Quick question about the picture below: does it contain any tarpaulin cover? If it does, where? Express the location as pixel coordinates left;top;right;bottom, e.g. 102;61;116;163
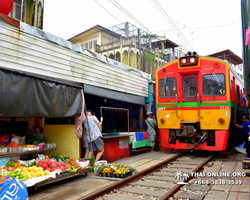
0;69;82;117
0;177;28;200
84;84;145;105
241;0;250;106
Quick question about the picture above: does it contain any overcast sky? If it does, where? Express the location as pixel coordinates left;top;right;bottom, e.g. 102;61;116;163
43;0;242;57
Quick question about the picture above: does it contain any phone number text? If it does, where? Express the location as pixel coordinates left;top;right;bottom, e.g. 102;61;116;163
194;179;242;185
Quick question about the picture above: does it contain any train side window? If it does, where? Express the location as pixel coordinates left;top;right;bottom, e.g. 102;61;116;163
202;74;226;96
236;85;240;104
159;77;177;98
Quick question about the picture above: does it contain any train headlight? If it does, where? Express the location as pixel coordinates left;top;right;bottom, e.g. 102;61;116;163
160;118;165;123
190;58;195;63
181;58;187;64
179;56;198;67
218;118;225;124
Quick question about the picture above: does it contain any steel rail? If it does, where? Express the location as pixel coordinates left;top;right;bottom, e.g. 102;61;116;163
159;153;214;200
79;152;182;200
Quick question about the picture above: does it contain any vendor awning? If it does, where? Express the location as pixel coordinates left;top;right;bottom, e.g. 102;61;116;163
0;68;83;117
84;84;145;105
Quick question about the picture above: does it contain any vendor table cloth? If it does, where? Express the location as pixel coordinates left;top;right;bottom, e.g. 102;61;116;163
131;139;152;149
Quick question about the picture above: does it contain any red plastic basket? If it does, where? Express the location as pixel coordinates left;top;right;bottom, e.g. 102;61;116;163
35;144;44;149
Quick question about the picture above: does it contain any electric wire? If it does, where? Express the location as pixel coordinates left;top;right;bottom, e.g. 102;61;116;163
152;0;193;50
94;0;120;22
108;0;152;34
155;22;239;33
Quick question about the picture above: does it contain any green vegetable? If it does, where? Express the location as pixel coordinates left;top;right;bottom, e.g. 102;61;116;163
19;176;28;182
6;161;15;167
56;155;64;161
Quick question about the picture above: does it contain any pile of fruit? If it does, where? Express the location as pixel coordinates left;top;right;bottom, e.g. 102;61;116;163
98;164;137;178
2;155;86;182
36;159;69;172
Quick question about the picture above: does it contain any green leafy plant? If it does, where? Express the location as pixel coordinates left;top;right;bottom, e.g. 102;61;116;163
27;132;50;145
145;52;155;65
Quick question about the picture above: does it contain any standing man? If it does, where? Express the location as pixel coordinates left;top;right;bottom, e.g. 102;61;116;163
84;109;104;162
234;114;250;158
145;111;157;151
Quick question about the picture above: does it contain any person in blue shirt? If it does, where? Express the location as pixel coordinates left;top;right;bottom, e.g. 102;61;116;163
234;114;250;158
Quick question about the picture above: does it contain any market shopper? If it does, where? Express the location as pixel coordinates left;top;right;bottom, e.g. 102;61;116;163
145;111;157;151
83;109;104;162
82;127;89;158
234;114;250;158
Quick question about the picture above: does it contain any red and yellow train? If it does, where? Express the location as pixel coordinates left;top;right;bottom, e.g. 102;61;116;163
155;52;245;151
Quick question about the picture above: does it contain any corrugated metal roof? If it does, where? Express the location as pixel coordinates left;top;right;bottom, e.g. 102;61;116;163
207;49;243;65
0;13;149;97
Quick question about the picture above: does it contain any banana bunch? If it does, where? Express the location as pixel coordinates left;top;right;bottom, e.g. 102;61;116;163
5;169;28;182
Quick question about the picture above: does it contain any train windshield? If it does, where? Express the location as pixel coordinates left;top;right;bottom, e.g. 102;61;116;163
159;77;177;98
203;74;226;96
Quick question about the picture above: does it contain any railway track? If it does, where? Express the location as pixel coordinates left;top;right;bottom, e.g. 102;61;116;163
80;152;214;200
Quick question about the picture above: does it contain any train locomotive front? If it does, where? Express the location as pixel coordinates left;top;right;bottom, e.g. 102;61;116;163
155;52;245;151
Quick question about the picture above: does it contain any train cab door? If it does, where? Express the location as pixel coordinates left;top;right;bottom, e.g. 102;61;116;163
182;74;200;121
182;74;198;102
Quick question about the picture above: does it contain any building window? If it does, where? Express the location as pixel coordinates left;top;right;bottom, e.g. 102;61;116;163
85;43;88;49
94;40;97;45
13;0;22;20
89;41;92;49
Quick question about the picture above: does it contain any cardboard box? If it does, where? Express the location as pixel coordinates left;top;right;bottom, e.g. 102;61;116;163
129;132;136;142
0;157;10;166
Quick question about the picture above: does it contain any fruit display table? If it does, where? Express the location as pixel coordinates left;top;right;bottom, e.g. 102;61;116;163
34;168;89;190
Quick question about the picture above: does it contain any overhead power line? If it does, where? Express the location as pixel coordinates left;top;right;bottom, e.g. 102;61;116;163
94;0;120;22
155;22;239;33
108;0;152;34
152;0;194;50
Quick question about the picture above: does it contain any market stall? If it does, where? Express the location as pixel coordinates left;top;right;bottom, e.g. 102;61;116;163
1;155;90;191
98;107;131;162
102;134;131;163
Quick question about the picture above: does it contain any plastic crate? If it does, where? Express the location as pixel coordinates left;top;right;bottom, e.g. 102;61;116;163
135;132;144;141
7;147;21;152
143;132;149;140
98;172;114;177
0;147;7;153
43;143;56;149
113;171;132;178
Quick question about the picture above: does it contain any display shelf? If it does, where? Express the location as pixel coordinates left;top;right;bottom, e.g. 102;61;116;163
0;147;57;159
34;168;89;190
